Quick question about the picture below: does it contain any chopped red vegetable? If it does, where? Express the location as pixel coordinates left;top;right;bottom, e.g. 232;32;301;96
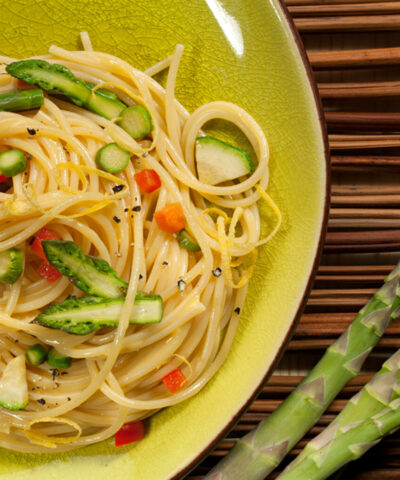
31;227;59;260
115;421;145;447
17;79;35;90
37;262;62;282
154;203;185;234
162;368;187;393
0;174;8;183
134;169;161;194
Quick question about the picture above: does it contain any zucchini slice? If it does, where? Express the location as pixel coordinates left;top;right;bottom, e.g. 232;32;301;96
195;136;254;185
0;355;28;411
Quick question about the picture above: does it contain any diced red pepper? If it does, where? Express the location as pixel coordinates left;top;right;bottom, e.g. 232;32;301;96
17;79;35;90
134;169;161;194
154;203;185;234
0;174;8;183
161;368;187;393
31;227;59;260
37;262;62;282
115;421;145;447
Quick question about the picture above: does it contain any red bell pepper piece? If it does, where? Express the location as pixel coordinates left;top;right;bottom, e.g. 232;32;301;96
17;79;35;90
37;262;62;282
0;174;8;183
115;421;145;447
154;203;185;234
31;227;59;260
161;368;187;393
134;169;161;194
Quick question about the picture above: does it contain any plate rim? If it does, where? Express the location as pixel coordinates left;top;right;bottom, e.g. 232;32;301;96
172;0;331;478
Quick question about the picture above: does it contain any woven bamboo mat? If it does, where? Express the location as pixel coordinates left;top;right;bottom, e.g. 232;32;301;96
186;3;400;480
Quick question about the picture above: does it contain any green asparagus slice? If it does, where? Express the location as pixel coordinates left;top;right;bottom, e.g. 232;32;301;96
204;262;400;480
33;293;163;335
6;60;126;120
278;395;400;480
0;89;44;112
283;349;400;474
42;240;127;298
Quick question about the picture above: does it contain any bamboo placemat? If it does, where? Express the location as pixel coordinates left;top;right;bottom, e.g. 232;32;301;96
187;3;400;479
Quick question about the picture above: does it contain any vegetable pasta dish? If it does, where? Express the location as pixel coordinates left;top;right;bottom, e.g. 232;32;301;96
0;33;280;452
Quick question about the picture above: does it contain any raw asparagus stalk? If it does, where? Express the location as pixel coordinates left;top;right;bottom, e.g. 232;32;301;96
277;396;400;480
282;349;400;474
204;262;400;480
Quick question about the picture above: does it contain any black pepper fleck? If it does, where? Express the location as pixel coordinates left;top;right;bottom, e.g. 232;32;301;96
60;371;68;375
67;397;71;401
51;368;59;381
132;205;141;212
112;184;125;193
212;268;222;277
124;208;129;212
37;398;46;405
177;279;186;292
234;307;241;315
139;274;143;280
141;152;148;158
113;216;121;223
162;261;168;266
27;128;37;135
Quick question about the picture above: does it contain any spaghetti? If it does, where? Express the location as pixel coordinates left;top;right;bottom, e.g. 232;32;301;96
0;35;279;452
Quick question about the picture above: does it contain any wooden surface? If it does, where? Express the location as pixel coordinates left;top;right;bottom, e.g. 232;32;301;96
187;4;400;479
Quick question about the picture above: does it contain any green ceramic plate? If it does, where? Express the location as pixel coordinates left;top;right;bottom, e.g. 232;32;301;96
0;0;328;478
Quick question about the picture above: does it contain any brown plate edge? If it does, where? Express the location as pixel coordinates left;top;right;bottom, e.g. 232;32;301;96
173;1;331;478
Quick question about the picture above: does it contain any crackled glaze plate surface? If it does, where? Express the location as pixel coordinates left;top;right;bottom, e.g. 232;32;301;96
0;1;328;478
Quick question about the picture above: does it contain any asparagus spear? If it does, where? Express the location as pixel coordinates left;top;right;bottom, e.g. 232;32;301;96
282;349;400;474
278;395;400;480
0;89;44;111
204;263;400;480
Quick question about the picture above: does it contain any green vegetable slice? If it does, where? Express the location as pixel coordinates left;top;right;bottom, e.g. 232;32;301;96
177;229;200;252
0;149;27;177
42;240;127;298
25;344;48;367
6;60;126;120
0;247;24;284
118;105;152;139
195;136;254;185
33;293;164;335
47;348;72;369
96;143;130;174
0;89;44;112
0;355;28;411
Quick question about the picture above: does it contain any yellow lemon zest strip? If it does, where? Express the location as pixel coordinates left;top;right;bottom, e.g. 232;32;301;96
24;416;82;448
254;184;282;246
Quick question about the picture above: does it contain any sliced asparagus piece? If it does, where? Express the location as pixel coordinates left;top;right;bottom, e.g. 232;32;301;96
204;262;400;480
283;350;400;474
47;348;71;369
278;395;400;480
0;149;27;177
42;240;127;298
0;89;44;112
118;105;152;138
0;247;24;284
6;60;126;120
33;293;163;335
25;344;48;367
95;142;130;174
